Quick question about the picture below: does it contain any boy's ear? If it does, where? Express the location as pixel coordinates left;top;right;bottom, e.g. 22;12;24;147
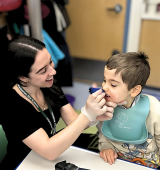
131;85;142;97
18;76;29;83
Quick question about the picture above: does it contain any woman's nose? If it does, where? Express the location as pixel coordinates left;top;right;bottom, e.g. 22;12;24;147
52;68;56;75
49;66;56;75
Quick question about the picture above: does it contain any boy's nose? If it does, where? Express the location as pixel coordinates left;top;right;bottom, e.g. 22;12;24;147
103;85;109;92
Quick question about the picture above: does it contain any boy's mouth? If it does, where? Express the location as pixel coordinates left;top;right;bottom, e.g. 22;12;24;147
105;94;111;102
105;94;110;97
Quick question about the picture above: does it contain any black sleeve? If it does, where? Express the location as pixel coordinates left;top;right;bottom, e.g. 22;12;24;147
43;85;69;109
53;85;69;108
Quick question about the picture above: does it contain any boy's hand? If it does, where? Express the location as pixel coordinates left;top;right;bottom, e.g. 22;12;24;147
99;149;118;165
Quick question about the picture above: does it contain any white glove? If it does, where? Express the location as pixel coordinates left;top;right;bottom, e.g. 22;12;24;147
88;120;99;127
81;89;108;121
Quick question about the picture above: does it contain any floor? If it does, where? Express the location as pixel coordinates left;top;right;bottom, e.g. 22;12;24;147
62;57;160;110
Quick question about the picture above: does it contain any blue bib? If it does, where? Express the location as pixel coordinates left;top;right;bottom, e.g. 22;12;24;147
102;94;150;144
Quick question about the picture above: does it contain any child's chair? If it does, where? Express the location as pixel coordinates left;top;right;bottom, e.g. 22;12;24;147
0;125;8;164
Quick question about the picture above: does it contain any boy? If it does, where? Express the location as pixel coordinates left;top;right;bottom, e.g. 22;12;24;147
97;52;160;168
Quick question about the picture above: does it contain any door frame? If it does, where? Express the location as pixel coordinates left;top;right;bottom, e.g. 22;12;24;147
126;0;160;52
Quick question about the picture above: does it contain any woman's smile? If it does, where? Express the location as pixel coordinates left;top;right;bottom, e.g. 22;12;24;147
46;76;54;84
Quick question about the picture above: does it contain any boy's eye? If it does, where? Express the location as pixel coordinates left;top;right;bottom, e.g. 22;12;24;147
50;60;53;64
103;79;106;82
111;84;117;87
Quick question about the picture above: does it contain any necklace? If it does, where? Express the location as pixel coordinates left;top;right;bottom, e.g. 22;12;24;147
17;85;46;111
36;100;46;111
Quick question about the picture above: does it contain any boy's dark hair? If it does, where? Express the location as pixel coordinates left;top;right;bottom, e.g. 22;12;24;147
105;52;150;90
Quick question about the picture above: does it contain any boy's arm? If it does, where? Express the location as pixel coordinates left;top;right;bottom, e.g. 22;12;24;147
154;119;160;156
97;122;118;165
96;122;116;151
155;134;160;156
147;95;160;156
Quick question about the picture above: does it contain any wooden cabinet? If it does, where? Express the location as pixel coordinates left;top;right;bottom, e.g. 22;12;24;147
65;0;127;61
139;20;160;88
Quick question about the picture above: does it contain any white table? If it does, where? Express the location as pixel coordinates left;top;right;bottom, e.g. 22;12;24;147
17;146;152;170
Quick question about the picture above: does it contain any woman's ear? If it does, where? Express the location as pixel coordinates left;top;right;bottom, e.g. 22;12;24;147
131;85;142;97
18;76;29;83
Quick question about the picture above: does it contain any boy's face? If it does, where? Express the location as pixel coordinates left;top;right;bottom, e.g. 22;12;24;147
102;67;133;106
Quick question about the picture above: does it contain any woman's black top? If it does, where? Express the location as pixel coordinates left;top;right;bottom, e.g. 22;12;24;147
0;86;68;169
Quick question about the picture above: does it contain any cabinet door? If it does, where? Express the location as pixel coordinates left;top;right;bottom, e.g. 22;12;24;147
139;20;160;88
65;0;127;61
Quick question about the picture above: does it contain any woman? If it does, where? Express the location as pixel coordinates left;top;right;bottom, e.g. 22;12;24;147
0;35;116;169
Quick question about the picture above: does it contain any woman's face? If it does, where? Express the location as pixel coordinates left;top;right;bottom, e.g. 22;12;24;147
27;48;56;88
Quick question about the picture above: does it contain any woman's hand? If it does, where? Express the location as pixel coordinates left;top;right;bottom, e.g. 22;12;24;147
96;100;127;121
100;149;118;165
96;101;117;121
81;89;109;121
81;89;127;122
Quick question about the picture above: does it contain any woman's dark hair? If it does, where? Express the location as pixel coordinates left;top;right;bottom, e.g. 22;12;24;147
6;35;63;107
7;35;45;87
106;52;150;90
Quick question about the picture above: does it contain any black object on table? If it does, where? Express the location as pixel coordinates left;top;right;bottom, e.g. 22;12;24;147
55;160;90;170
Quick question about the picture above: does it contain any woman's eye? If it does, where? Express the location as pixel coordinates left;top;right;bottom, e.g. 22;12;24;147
111;84;117;87
103;79;106;82
50;60;53;64
41;69;47;74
